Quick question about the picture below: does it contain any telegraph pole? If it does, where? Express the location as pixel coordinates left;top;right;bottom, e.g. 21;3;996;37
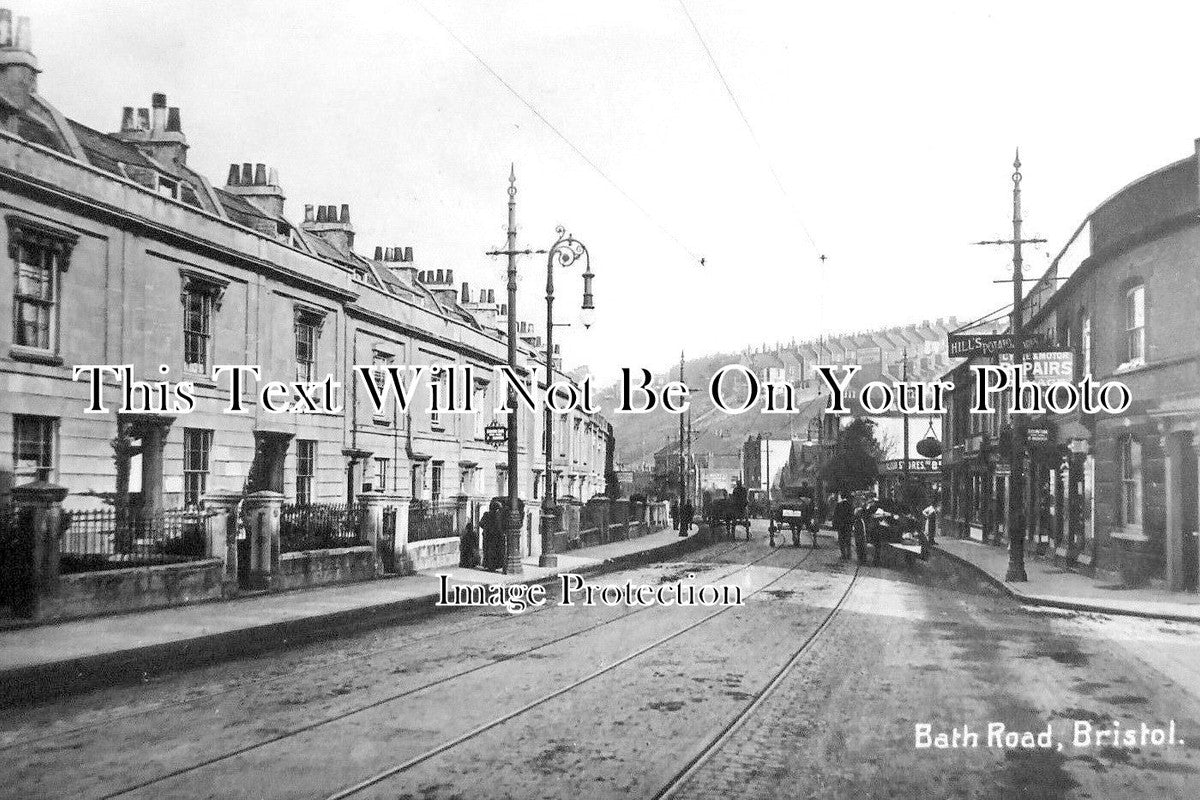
485;166;536;575
902;347;910;485
677;351;686;534
974;150;1047;582
686;405;693;504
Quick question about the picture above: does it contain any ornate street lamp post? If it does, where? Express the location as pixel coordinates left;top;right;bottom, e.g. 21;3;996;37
541;227;592;568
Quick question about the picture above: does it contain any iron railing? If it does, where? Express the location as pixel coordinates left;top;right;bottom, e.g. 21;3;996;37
279;503;365;553
407;500;459;543
58;508;210;573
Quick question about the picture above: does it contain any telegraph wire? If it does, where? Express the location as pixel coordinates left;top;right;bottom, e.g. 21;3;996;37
411;0;705;265
676;0;823;260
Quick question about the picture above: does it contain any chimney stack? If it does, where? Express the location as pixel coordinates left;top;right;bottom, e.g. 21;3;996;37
113;92;189;164
225;161;286;218
0;9;38;118
300;202;355;254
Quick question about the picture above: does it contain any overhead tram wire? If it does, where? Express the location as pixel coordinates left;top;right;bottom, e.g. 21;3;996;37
411;0;704;266
676;0;824;261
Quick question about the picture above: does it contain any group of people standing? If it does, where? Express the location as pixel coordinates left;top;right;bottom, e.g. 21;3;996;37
829;491;937;564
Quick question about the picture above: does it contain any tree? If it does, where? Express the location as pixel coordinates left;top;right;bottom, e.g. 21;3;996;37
820;417;884;495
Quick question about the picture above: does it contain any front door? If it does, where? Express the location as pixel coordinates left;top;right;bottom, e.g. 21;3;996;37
1181;434;1198;591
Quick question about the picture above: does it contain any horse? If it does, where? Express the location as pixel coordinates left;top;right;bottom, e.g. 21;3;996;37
705;497;751;540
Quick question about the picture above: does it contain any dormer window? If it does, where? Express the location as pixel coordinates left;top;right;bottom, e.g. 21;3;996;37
157;175;178;199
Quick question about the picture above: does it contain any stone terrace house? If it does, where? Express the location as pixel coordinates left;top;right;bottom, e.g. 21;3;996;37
0;13;610;555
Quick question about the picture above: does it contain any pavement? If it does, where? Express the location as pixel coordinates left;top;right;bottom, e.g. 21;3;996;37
0;526;706;705
7;523;1200;799
937;535;1200;622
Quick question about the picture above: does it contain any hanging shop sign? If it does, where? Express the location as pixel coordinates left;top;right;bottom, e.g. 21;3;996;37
484;421;508;446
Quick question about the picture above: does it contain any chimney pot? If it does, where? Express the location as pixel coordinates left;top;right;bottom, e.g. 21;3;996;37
137;108;150;129
241;163;253;184
374;246;383;260
14;15;30;52
436;269;444;283
339;204;350;223
303;204;314;222
166;107;181;132
461;281;469;302
150;93;167;131
253;164;267;185
121;107;135;130
402;246;413;262
384;247;394;261
227;164;241;186
446;269;453;284
267;167;279;186
0;10;11;48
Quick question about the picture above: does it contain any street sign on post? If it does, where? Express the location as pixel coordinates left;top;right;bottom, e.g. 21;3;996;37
947;332;1052;358
998;350;1074;385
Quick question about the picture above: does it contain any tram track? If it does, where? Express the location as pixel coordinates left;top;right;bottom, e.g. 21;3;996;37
87;537;782;799
652;560;862;799
319;543;829;800
0;535;755;756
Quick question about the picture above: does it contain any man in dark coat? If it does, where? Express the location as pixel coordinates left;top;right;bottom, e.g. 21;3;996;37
832;491;854;560
731;480;748;517
679;499;694;537
479;499;504;571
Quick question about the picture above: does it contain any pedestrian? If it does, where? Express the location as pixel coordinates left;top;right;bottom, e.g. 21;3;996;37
670;500;678;531
731;480;748;517
852;494;874;564
479;499;504;571
832;491;854;560
680;499;694;537
459;517;480;568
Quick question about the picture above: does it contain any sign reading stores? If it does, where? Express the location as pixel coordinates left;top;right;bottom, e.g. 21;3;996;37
947;333;1053;358
998;350;1075;386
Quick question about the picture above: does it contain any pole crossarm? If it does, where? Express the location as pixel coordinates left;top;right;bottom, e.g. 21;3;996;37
972;238;1047;246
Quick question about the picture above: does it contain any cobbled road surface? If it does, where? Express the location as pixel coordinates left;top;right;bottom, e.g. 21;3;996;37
3;519;1199;799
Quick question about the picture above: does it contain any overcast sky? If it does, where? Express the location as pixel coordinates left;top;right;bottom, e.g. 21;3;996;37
24;1;1200;382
